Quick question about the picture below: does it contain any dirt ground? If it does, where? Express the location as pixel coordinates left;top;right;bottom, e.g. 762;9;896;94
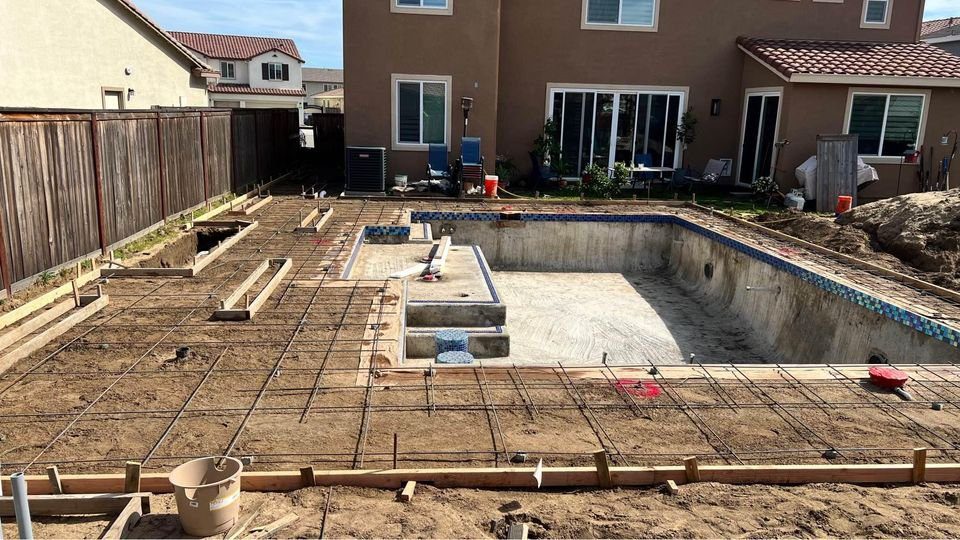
755;189;960;291
7;483;960;539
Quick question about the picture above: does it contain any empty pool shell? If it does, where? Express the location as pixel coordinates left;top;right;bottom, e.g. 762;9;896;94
436;329;469;354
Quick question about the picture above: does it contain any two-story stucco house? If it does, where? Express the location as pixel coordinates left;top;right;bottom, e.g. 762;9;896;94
923;17;960;56
171;32;306;114
345;0;960;200
0;0;217;109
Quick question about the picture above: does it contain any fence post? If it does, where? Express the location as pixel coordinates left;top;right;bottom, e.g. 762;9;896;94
199;111;209;206
156;112;167;220
89;113;108;254
0;197;12;296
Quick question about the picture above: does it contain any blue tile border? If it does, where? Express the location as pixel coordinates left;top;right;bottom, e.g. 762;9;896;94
408;211;959;348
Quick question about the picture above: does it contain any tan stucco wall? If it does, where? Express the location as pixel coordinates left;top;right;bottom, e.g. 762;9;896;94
0;0;208;109
344;0;501;183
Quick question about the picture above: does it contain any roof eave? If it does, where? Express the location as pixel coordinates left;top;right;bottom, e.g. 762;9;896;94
789;74;960;88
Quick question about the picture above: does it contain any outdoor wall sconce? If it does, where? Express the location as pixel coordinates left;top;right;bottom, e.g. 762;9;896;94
461;97;474;138
711;99;721;116
127;88;136;101
942;130;958;146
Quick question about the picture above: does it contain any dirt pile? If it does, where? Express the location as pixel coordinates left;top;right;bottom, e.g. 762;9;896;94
837;189;960;289
755;189;960;291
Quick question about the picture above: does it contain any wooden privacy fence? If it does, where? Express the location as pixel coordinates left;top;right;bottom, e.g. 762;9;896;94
0;107;299;293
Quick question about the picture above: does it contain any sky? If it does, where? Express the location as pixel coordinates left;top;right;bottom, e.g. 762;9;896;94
137;0;958;69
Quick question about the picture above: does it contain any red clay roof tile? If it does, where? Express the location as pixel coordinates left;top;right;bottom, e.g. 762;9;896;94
209;84;306;97
170;31;304;62
738;37;960;80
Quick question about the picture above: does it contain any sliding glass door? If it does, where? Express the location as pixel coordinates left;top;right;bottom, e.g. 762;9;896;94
738;91;781;185
550;87;684;177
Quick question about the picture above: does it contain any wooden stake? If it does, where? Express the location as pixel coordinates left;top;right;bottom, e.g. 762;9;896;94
124;462;141;493
71;279;80;307
300;466;316;488
912;448;927;484
664;480;680;495
393;433;399;470
46;466;63;495
684;457;701;483
398;481;416;503
593;450;613;489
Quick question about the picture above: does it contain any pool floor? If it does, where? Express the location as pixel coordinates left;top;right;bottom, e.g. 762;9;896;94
490;271;777;365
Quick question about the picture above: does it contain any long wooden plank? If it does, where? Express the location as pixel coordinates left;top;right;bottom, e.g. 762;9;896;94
294;208;333;234
0;295;109;375
214;259;292;321
193;169;298;224
191;221;259;275
0;269;101;331
0;298;75;351
101;268;194;278
228;195;273;217
0;493;147;517
3;463;960;495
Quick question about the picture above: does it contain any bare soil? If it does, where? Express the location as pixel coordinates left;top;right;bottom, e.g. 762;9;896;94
754;189;960;291
11;483;960;539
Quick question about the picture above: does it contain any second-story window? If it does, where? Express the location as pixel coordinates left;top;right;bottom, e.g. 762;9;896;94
862;0;891;27
264;62;289;81
220;61;235;80
585;0;658;29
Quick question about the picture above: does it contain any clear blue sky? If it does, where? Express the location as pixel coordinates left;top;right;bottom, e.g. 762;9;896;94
137;0;957;69
136;0;343;68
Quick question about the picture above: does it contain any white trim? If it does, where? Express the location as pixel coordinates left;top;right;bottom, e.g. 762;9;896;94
736;88;783;187
391;0;453;16
860;0;892;30
391;74;453;152
581;0;660;32
842;87;930;160
924;34;960;44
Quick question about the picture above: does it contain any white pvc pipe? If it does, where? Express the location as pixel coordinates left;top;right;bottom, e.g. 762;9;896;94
10;473;33;540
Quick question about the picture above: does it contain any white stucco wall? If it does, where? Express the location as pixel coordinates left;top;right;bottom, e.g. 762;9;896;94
0;0;209;109
248;51;303;90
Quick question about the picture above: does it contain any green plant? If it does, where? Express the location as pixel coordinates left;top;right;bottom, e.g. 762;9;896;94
612;162;631;187
36;271;56;286
752;176;779;196
495;155;518;185
581;163;620;199
677;108;698;148
533;118;563;178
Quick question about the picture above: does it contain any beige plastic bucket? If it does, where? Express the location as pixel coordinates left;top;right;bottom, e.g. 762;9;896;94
169;456;243;537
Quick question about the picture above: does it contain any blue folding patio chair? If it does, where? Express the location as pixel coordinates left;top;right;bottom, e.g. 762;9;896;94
456;137;485;195
427;144;451;181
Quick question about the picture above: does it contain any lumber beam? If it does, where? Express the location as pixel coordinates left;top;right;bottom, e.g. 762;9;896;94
100;496;144;540
664;480;680;495
214;259;292;321
190;221;259;275
0;295;109;375
398;481;416;502
0;268;100;331
0;493;149;517
429;236;452;274
594;450;613;489
228;195;273;217
294;207;333;233
0;298;76;352
4;463;960;495
193;169;297;224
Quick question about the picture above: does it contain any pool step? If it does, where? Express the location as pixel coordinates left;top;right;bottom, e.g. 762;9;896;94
405;327;510;359
406;302;506;327
408;222;434;244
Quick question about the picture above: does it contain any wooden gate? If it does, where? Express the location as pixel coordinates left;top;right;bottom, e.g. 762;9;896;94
816;134;859;213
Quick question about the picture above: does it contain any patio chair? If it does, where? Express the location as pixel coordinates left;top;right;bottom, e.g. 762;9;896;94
674;159;728;192
456;137;485;195
427;144;451;181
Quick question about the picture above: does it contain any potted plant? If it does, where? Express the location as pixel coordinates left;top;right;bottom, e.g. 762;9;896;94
533;118;563;186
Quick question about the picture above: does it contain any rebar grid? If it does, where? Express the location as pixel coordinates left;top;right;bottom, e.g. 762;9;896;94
0;190;958;476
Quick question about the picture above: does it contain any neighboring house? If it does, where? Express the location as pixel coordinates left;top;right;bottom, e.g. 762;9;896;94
0;0;216;109
171;31;306;113
303;68;344;97
309;87;345;113
922;17;960;56
345;0;960;199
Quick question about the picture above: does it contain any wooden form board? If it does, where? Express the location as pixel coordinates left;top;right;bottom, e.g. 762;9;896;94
0;294;109;375
192;168;298;224
1;462;957;495
429;236;452;274
0;493;149;540
0;269;101;331
101;221;259;278
294;206;333;233
214;258;292;321
227;195;273;216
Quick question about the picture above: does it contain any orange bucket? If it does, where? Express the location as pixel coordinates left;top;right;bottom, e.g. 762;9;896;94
836;195;853;214
484;175;499;198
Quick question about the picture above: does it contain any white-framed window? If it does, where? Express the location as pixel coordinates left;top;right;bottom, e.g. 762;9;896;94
392;0;453;15
392;75;451;150
582;0;659;31
861;0;892;28
267;63;284;81
844;90;927;160
220;61;236;80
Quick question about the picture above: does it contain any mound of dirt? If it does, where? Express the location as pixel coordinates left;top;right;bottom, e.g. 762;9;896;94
754;189;960;291
837;190;960;284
